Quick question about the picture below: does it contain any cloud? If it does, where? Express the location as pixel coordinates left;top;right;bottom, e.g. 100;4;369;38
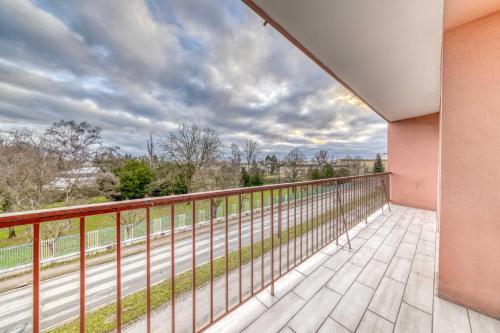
0;0;386;159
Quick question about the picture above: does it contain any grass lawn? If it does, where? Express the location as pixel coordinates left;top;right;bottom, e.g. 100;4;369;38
0;188;319;248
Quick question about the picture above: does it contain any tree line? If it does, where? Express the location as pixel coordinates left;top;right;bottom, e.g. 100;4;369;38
0;121;384;238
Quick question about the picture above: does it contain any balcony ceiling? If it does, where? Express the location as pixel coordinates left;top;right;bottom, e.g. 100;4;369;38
245;1;500;122
245;0;444;122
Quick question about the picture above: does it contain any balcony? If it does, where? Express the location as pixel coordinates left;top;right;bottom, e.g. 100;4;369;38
240;0;500;323
2;1;500;332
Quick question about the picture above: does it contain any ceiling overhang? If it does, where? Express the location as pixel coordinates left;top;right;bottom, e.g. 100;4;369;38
243;0;444;122
243;0;500;122
243;1;500;122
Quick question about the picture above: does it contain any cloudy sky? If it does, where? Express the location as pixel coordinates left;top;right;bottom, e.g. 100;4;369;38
0;0;386;159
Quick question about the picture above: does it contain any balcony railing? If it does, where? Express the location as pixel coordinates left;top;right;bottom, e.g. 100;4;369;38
0;172;390;333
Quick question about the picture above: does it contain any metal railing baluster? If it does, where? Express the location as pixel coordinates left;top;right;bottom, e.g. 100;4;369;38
79;217;86;333
116;211;122;333
170;205;175;333
191;202;196;333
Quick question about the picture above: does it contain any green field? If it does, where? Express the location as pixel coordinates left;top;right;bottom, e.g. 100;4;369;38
0;188;321;248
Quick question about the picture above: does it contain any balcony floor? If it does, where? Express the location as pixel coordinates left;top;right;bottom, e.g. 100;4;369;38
206;205;500;333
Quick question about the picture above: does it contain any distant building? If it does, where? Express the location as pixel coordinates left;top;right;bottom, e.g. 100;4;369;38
52;165;101;190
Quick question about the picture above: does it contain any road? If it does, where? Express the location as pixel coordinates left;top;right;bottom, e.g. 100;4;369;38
0;188;361;333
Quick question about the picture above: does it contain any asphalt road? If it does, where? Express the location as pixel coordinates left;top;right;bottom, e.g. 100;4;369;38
0;189;357;333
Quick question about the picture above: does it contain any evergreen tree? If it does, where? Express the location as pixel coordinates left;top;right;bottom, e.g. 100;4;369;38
115;160;154;199
249;161;264;186
146;162;189;196
241;162;264;187
310;168;322;180
322;163;334;178
270;154;278;174
373;154;385;173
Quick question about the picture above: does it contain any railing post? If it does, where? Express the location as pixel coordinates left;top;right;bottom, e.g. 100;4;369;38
278;188;282;277
116;212;122;333
210;198;214;321
381;176;391;213
335;182;339;246
238;194;242;303
293;186;297;265
337;181;352;249
315;184;319;251
286;188;290;271
260;191;264;290
225;196;229;312
363;178;369;223
33;223;40;333
146;207;151;333
305;185;309;257
270;189;275;296
330;181;334;242
189;203;195;331
300;186;303;261
170;205;175;333
79;217;86;333
250;192;254;295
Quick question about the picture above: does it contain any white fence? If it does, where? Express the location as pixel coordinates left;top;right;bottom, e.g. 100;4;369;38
0;186;342;273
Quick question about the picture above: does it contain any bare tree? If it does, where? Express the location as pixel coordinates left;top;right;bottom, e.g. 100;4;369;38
45;120;102;162
160;124;221;190
314;150;329;165
0;195;15;238
230;143;241;167
146;134;156;170
351;156;363;175
94;145;121;171
190;162;240;217
276;159;287;183
43;219;72;240
45;120;104;204
0;129;57;210
0;129;58;238
243;139;259;167
120;209;146;240
284;148;305;181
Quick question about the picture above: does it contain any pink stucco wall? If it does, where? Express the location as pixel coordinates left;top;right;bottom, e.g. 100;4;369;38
387;113;439;210
440;11;500;318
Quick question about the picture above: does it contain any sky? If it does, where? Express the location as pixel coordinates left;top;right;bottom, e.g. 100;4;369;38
0;0;387;159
